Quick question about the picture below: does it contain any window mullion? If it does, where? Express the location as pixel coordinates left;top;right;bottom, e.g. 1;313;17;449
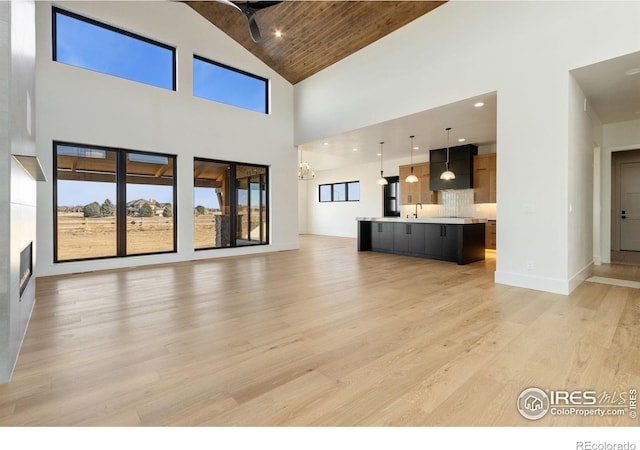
229;163;238;248
116;150;127;256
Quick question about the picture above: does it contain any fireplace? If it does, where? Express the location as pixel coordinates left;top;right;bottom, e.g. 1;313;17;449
19;242;32;298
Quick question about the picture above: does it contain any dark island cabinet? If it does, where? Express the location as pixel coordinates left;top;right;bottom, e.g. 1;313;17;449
371;221;394;252
358;220;486;265
393;222;425;257
424;224;459;261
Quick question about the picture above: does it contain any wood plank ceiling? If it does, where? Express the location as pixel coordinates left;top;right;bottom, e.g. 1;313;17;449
186;1;446;84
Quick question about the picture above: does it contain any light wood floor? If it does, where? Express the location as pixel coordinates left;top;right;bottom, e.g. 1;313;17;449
611;250;640;266
1;235;639;426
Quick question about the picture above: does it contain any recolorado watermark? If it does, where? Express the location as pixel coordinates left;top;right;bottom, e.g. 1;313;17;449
517;387;637;421
576;442;636;450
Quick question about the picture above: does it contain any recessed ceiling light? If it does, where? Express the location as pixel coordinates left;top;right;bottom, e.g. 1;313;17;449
458;138;466;142
625;67;640;76
323;142;329;146
413;146;419;150
353;148;358;152
474;102;484;108
275;30;283;38
376;153;382;156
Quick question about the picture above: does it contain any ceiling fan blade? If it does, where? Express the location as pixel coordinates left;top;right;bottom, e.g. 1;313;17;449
246;14;262;43
215;0;242;12
218;1;283;44
246;1;282;10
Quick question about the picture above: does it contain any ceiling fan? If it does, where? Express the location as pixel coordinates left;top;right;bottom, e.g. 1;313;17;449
216;0;283;43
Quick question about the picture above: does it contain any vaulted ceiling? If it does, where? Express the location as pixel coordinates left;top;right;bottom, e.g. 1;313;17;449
187;1;446;84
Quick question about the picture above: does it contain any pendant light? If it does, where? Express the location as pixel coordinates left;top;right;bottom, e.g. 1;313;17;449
440;127;456;180
376;141;388;185
405;135;418;183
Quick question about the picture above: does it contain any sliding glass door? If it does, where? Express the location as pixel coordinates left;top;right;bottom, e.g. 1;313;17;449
194;159;268;250
194;160;231;249
236;165;268;246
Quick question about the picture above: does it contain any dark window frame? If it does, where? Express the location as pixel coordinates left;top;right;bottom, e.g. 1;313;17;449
383;176;401;217
347;181;360;202
319;184;333;202
193;54;269;114
53;140;178;263
194;157;270;251
318;181;360;203
52;6;177;91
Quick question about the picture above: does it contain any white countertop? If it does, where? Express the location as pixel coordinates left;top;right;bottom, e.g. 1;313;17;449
357;217;488;224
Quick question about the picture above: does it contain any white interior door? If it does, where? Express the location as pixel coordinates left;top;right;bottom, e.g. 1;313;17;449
620;162;640;251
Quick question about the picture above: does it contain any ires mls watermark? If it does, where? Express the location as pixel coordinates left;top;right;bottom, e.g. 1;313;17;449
517;387;637;421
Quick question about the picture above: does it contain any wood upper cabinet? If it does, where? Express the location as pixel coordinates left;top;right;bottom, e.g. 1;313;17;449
399;164;419;205
473;153;496;203
417;163;438;205
399;162;437;205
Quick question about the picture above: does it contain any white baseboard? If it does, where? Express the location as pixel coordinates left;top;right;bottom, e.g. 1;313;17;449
494;270;570;295
568;262;594;293
495;262;594;295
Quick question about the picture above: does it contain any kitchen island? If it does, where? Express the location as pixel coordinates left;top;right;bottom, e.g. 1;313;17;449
357;217;487;265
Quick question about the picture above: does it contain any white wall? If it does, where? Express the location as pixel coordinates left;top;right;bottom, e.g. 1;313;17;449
35;1;297;277
304;158;403;237
298;177;309;234
295;1;640;294
0;0;37;383
591;105;604;266
567;75;596;291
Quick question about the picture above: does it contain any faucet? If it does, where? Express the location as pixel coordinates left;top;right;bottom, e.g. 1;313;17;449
413;203;422;218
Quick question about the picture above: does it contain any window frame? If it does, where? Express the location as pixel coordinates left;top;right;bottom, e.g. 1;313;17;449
383;176;401;217
193;54;269;114
346;181;360;202
53;140;178;263
318;181;360;203
319;184;333;203
52;6;177;91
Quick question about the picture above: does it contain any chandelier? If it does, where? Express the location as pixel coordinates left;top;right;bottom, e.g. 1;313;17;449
298;148;315;180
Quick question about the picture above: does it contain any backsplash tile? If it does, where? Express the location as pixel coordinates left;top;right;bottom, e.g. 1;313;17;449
401;188;496;219
440;189;474;217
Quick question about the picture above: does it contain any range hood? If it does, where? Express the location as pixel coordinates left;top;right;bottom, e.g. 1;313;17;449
429;144;477;191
